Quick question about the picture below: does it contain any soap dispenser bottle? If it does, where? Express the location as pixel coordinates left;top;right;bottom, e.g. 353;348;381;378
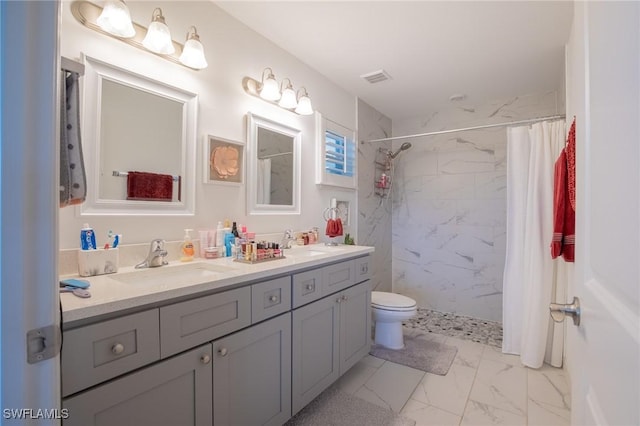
181;229;195;262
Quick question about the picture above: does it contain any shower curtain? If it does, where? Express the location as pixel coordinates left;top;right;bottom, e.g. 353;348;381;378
502;120;569;368
257;158;271;204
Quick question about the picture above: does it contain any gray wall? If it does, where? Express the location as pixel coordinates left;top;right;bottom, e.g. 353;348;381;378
357;99;393;292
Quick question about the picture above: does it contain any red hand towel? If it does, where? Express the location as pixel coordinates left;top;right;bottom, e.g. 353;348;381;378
326;219;335;237
127;171;173;201
551;149;575;262
335;218;344;237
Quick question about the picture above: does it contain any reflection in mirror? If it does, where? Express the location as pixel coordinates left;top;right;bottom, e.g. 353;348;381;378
81;55;197;215
247;113;301;215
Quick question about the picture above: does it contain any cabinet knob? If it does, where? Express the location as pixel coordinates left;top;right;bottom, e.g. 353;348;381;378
305;284;314;291
111;343;125;355
218;347;228;357
200;354;211;364
269;295;278;303
336;297;342;304
341;295;348;301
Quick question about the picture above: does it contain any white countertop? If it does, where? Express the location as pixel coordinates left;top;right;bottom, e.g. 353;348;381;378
61;244;373;326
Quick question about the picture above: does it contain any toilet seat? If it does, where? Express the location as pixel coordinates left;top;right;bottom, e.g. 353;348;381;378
371;291;417;312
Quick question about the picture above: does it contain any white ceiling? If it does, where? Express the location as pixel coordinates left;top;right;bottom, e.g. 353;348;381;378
215;1;574;121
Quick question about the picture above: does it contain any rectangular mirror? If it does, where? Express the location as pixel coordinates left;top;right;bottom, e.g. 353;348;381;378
80;55;197;215
246;113;301;215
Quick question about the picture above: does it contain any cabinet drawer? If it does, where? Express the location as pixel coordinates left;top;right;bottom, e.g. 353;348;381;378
251;276;291;323
160;287;251;358
61;309;160;397
322;260;356;296
354;255;372;283
292;269;322;308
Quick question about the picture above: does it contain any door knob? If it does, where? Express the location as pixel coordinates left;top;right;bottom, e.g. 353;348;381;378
549;296;581;326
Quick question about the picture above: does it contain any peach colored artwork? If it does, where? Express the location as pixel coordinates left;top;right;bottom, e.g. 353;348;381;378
205;136;244;184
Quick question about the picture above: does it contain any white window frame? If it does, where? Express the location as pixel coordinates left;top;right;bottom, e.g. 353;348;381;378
315;112;357;189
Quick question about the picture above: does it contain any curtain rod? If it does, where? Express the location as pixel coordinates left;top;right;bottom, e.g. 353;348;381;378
361;114;566;143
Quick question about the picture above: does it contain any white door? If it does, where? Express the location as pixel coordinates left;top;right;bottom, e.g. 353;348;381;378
1;0;61;417
566;2;640;425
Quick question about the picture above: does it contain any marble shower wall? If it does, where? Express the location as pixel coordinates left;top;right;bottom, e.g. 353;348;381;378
391;91;562;321
357;99;393;292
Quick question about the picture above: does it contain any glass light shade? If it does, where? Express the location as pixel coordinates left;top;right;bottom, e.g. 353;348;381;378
295;94;313;115
97;0;135;38
179;38;208;69
142;11;174;55
260;76;281;101
279;86;297;109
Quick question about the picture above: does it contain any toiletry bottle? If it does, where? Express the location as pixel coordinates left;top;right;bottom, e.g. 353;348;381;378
232;221;239;238
215;221;224;247
224;232;234;257
181;229;195;262
80;223;97;250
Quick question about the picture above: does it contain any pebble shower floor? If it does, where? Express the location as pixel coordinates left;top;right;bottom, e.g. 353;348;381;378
403;308;503;348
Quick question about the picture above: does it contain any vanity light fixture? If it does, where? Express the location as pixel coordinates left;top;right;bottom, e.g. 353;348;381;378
242;68;314;115
96;0;135;38
294;87;313;116
259;68;281;101
71;1;208;70
142;8;174;55
179;26;208;69
278;78;297;109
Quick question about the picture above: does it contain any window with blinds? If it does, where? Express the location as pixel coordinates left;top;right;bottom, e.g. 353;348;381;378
315;113;357;189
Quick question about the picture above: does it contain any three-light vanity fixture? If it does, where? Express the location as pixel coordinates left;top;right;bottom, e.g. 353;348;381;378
242;68;314;115
71;0;208;70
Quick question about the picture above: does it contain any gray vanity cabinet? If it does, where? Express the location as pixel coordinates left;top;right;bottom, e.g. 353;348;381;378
291;279;371;415
213;312;291;426
63;343;213;426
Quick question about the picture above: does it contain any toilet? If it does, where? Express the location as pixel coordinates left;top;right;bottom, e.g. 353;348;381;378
371;291;417;350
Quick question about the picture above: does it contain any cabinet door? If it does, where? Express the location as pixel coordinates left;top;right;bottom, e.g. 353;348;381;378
213;313;291;426
291;293;340;415
339;280;372;375
63;344;213;426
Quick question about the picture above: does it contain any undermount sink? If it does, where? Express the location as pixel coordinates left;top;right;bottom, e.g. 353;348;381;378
285;245;347;257
113;262;236;285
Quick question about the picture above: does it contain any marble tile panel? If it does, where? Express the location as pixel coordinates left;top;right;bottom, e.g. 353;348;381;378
494;145;507;172
528;399;570;426
461;400;527;425
435;225;496;255
422;174;476;200
482;345;522;366
475;171;507;200
446;336;486;369
457;199;507;228
493;227;507;254
354;361;424;413
402;150;438;178
401;399;462;426
469;358;527;416
394;198;458;228
438;149;496;175
408;363;476;415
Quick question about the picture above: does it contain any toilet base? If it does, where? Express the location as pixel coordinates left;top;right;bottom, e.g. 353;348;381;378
374;320;405;350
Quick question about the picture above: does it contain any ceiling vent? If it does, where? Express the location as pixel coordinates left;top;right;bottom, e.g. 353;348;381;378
360;69;392;84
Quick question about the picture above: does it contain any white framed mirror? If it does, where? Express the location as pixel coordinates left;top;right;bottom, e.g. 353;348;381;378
246;113;301;215
80;55;197;215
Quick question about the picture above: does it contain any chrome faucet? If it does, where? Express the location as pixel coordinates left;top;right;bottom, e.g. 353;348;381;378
135;239;168;269
281;229;296;249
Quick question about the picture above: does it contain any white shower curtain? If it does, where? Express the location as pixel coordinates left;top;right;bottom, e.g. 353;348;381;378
502;120;569;368
257;158;271;204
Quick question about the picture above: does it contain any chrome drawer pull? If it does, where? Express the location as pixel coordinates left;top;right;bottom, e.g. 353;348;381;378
341;295;348;301
111;343;125;355
200;354;211;364
305;284;314;291
218;347;228;357
269;295;278;303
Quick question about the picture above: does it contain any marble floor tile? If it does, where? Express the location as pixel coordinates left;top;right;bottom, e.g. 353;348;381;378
528;365;571;423
461;400;527;425
359;354;386;369
482;344;522;366
401;399;461;426
354;361;424;412
469;358;527;416
336;360;378;395
446;336;486;369
408;363;476;416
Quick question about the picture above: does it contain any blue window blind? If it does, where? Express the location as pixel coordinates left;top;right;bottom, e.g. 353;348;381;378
325;130;354;177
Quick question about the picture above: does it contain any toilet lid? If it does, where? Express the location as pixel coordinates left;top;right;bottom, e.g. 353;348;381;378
371;291;417;311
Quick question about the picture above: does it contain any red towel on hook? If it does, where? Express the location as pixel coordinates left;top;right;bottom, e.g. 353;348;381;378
551;119;576;262
127;171;174;201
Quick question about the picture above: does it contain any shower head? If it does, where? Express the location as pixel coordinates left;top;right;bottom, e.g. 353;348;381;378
389;142;412;159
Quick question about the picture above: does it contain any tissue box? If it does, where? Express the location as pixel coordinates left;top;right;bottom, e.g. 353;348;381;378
77;248;119;277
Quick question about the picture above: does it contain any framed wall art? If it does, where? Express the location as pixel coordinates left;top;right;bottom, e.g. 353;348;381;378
204;135;244;185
